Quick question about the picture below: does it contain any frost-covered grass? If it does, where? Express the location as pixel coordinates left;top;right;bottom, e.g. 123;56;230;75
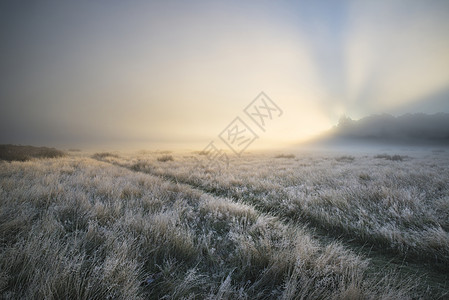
0;150;447;298
105;150;449;270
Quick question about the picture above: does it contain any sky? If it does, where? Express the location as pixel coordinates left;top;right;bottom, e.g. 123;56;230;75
1;0;449;150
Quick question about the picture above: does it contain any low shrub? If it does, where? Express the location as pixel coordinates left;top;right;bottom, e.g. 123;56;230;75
0;144;65;161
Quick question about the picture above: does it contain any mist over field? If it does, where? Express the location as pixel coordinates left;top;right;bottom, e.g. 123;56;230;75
1;0;449;299
297;113;449;153
324;113;449;144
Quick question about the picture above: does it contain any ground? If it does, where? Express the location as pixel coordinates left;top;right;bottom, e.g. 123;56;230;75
1;148;448;299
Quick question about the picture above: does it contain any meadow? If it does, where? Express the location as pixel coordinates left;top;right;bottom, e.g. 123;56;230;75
1;147;448;299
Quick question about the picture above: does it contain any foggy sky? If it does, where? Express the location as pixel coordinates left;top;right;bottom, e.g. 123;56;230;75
1;0;449;149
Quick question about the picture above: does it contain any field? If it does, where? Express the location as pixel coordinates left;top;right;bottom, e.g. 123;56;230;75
1;148;448;299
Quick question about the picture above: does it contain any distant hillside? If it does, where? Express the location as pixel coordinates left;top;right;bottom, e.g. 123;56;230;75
306;113;449;147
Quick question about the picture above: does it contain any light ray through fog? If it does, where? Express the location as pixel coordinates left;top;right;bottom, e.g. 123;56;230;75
1;0;449;149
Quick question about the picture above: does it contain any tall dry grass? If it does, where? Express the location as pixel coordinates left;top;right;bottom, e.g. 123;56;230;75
0;154;423;299
106;151;449;270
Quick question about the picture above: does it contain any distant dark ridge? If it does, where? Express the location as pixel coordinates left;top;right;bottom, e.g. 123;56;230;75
0;144;65;161
307;113;449;147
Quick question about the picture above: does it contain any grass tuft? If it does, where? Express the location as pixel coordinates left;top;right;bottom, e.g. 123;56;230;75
91;152;119;160
274;154;295;159
336;155;355;162
374;154;408;161
157;155;174;162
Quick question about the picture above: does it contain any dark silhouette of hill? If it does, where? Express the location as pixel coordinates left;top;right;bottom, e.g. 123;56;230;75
305;113;449;147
